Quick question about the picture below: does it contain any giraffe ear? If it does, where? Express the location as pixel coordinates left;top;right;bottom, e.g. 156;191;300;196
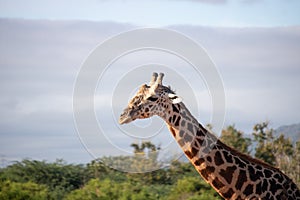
168;93;182;104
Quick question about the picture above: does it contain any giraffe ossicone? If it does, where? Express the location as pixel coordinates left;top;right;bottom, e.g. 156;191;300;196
119;72;300;200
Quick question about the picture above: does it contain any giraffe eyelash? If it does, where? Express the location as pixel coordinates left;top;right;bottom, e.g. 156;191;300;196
169;95;178;100
147;96;158;102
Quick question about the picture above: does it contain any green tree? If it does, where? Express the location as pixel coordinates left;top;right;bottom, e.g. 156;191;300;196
167;176;222;200
127;142;171;185
131;141;160;159
64;179;121;200
0;159;87;199
65;178;158;200
0;180;49;200
272;134;294;173
289;140;300;188
252;121;276;166
220;125;251;154
86;158;127;182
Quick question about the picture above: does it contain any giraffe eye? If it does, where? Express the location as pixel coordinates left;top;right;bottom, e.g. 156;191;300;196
147;96;158;102
169;95;178;100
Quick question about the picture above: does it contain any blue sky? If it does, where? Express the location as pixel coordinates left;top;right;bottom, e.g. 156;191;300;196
0;0;300;165
0;0;300;27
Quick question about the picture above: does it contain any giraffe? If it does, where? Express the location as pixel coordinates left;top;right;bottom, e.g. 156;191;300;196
119;72;300;200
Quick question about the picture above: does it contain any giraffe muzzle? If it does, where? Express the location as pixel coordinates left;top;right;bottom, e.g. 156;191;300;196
119;108;133;124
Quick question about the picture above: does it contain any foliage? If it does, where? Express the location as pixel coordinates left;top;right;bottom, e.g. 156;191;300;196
252;121;276;165
251;121;300;187
167;176;222;200
272;137;300;188
0;180;49;200
273;134;294;173
65;178;159;200
290;141;300;187
86;158;127;182
0;122;300;199
0;159;87;199
220;124;251;154
99;141;162;173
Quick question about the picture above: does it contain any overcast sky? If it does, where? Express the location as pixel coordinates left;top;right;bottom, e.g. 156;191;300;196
0;0;300;165
1;0;300;27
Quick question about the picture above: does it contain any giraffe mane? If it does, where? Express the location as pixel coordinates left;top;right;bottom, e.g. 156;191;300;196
217;139;281;172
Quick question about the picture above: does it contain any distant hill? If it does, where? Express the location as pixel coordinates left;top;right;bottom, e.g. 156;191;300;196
274;123;300;143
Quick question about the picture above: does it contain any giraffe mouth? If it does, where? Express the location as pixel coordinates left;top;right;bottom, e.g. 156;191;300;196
119;109;133;124
119;116;132;124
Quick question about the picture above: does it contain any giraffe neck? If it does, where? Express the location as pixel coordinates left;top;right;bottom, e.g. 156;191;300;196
159;102;300;200
161;102;230;197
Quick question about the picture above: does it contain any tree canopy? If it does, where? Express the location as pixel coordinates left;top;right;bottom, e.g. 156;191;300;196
0;122;299;199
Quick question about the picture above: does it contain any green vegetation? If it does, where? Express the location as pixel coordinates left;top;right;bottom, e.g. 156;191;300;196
220;124;251;154
0;159;220;200
0;181;49;200
252;121;276;165
0;122;299;200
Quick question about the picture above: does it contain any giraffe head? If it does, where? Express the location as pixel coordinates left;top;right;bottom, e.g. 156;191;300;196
119;72;182;124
